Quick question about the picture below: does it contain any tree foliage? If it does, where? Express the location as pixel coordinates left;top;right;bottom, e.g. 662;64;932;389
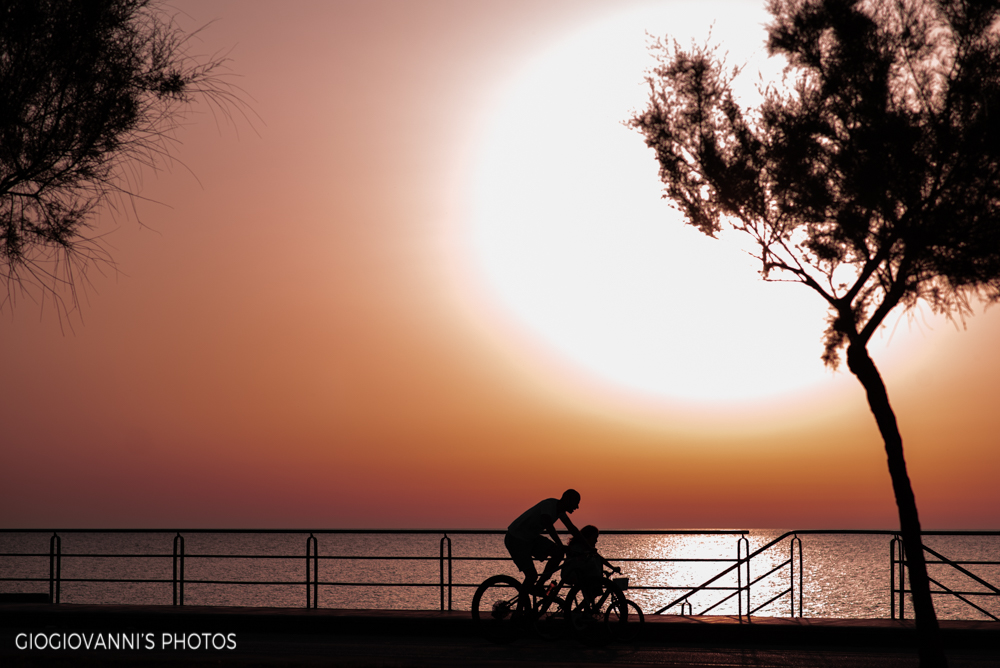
0;0;241;306
631;0;1000;368
631;1;1000;665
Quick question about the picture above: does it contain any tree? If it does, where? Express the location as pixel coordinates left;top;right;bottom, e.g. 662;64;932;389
629;1;1000;665
0;0;242;310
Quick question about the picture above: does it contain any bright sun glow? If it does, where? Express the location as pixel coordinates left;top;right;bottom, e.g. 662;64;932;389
468;2;890;403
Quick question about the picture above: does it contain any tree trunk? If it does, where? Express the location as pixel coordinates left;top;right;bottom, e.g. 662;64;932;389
845;343;946;667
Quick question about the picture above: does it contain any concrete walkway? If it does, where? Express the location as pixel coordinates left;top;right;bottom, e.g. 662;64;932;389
2;604;997;666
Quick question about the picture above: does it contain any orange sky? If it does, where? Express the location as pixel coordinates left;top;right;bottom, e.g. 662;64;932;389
2;0;997;531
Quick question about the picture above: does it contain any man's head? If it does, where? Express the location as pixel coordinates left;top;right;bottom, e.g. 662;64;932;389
559;489;580;514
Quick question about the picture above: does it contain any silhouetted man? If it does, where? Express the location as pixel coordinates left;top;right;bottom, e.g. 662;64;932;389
505;489;582;607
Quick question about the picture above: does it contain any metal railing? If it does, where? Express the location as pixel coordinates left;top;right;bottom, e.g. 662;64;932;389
0;529;746;611
674;530;1000;622
2;529;483;610
2;529;997;620
655;531;800;619
891;532;1000;621
660;529;999;622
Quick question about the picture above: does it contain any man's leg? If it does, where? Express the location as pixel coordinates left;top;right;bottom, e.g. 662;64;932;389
505;534;537;614
520;571;538;612
538;556;559;584
535;537;563;586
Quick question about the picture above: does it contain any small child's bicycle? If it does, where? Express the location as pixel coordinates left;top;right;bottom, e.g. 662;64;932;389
564;567;645;644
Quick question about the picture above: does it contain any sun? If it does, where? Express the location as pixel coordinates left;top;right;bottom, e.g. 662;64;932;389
465;2;880;403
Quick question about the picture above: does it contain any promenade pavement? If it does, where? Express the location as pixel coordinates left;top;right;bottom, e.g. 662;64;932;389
2;603;998;667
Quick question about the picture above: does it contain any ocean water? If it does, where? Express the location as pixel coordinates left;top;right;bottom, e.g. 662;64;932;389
1;530;997;621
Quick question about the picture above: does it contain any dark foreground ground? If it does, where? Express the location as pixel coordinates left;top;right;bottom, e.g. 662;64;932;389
1;603;997;667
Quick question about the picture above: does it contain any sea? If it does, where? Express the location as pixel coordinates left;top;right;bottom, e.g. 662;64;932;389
1;530;997;621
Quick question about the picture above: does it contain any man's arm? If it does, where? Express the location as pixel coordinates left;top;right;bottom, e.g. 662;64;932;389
557;511;581;541
541;513;563;546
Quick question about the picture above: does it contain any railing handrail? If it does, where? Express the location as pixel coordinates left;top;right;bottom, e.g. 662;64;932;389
5;528;992;535
0;528;750;534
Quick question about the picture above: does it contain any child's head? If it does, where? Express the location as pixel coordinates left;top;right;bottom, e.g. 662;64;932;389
580;525;599;546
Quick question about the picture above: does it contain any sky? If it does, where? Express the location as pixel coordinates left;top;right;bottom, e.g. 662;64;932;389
2;0;997;531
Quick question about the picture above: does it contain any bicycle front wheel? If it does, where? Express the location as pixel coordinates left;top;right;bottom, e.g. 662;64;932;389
604;598;645;642
564;577;626;646
471;575;523;643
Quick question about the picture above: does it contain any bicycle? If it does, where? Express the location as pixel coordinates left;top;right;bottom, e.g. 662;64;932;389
471;566;571;643
563;567;640;645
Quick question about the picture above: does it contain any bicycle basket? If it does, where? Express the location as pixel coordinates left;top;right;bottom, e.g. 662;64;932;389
612;577;629;590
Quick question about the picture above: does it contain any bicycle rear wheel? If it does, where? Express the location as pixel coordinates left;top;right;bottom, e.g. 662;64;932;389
471;575;523;643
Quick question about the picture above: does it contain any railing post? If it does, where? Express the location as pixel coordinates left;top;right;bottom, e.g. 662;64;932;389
790;534;802;617
737;536;750;623
440;533;452;611
890;535;897;619
306;533;319;609
48;532;61;604
890;534;906;620
172;532;185;606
